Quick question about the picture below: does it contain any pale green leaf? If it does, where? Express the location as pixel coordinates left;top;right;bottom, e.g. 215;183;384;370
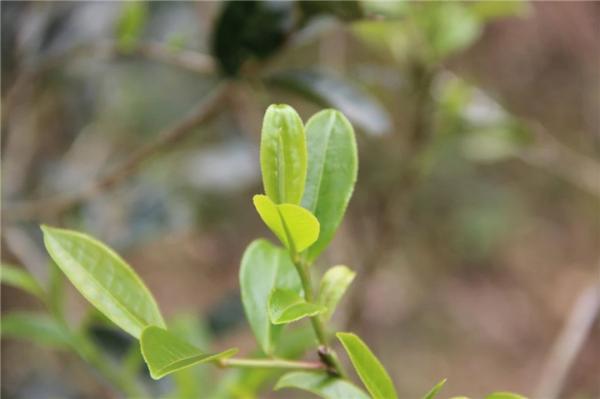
1;264;45;300
485;392;527;399
239;239;302;354
301;110;358;261
41;225;165;338
140;326;237;380
337;332;397;399
117;1;148;50
260;104;307;204
269;288;325;325
422;379;447;399
275;371;370;399
253;194;320;253
318;265;356;321
1;312;70;348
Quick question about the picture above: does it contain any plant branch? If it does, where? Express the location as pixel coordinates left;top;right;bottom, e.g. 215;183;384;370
291;255;346;377
219;357;327;371
534;277;600;399
3;82;231;222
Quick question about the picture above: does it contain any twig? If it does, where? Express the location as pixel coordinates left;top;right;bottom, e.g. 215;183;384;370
219;357;327;372
534;277;600;399
516;123;600;198
3;82;231;222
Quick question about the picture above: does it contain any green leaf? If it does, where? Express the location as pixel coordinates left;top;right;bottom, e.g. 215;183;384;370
260;104;307;205
275;371;370;399
41;225;165;339
1;264;45;300
301;110;358;261
239;239;303;355
1;312;70;348
318;265;356;321
336;332;397;399
117;1;148;51
269;69;392;136
140;326;237;380
422;379;447;399
269;288;325;325
253;195;320;253
485;393;527;399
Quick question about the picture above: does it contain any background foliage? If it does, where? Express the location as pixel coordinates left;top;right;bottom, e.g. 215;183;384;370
1;1;599;398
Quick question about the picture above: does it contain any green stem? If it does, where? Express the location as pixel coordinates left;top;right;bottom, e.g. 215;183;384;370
291;255;346;377
220;357;327;371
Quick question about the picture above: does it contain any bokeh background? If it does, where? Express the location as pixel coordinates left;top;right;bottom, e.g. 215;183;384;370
1;1;599;398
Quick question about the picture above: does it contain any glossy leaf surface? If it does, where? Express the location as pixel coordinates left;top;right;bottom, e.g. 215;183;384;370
253;195;319;253
41;225;165;338
301;110;358;261
141;326;237;380
269;288;325;325
260;104;307;204
423;379;447;399
1;264;45;300
239;239;302;354
337;332;397;399
269;69;391;136
318;265;355;321
275;371;370;399
1;312;70;348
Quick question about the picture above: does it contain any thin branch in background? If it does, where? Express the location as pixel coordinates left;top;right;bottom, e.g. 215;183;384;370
534;276;600;399
3;82;232;222
517;123;600;198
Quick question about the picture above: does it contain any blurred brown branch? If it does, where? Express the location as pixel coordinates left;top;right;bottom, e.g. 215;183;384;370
517;123;600;198
535;274;600;399
2;82;231;222
2;40;215;124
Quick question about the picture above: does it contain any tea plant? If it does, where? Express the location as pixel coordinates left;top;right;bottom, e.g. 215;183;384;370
2;105;526;399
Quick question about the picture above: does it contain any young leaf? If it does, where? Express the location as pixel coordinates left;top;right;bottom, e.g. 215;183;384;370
140;326;238;380
1;312;70;348
253;195;320;253
260;104;307;204
41;225;165;338
301;110;358;261
336;332;398;399
275;371;370;399
1;264;45;301
117;1;148;51
422;379;447;399
485;393;527;399
318;265;356;321
239;239;303;354
269;288;325;325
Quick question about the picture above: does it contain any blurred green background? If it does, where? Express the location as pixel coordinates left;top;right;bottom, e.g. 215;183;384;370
1;1;599;398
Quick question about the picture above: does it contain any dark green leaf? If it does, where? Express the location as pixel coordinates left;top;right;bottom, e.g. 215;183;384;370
41;225;166;338
239;239;302;354
318;265;355;321
301;109;358;261
1;264;45;300
253;195;320;253
269;69;391;136
337;332;397;399
299;1;364;22
422;379;447;399
269;288;325;325
212;1;294;75
260;104;307;205
275;371;370;399
140;326;238;380
1;312;70;348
